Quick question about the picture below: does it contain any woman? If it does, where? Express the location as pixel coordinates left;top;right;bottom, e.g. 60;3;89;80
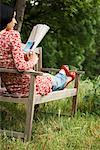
0;4;76;96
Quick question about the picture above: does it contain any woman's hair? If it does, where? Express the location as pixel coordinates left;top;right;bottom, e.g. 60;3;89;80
0;4;14;30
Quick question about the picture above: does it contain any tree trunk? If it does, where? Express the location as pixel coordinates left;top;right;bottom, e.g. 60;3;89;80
15;0;26;32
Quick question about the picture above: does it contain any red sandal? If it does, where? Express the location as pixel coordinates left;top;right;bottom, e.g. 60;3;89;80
61;65;70;76
65;71;76;86
69;71;76;80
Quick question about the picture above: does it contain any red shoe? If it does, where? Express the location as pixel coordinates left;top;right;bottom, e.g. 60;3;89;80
66;71;76;86
69;71;76;80
61;65;70;76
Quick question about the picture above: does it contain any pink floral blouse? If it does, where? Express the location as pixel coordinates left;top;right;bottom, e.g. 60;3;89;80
0;29;52;96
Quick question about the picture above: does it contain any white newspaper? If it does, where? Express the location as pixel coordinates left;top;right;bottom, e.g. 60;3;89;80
23;24;50;52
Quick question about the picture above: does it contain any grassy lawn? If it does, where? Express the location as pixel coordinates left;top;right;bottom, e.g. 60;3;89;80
0;110;100;150
0;78;100;150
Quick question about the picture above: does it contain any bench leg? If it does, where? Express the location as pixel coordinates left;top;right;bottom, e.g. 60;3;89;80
71;73;79;116
24;76;36;141
72;95;78;116
24;101;35;141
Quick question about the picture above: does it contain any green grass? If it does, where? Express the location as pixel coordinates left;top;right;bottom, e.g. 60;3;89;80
0;77;100;150
0;112;100;150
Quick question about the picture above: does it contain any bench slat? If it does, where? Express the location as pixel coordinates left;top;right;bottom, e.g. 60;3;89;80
35;88;77;104
0;129;24;138
0;96;28;103
0;88;77;104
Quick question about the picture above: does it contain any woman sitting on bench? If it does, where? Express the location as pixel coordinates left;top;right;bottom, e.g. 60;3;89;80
0;4;76;96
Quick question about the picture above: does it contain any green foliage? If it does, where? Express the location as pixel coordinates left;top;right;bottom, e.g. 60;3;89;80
1;0;15;6
1;0;99;77
42;34;58;67
21;0;100;78
78;76;100;115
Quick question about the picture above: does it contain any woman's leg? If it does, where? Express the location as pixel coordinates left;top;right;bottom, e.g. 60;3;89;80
43;65;76;91
51;72;67;91
51;67;76;91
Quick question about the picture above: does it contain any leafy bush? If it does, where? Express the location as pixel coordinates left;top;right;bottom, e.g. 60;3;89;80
78;76;100;115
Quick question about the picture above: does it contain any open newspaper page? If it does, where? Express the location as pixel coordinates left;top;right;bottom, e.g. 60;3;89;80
23;24;50;53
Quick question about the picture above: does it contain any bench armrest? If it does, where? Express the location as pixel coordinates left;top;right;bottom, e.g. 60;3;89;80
41;67;85;75
0;68;43;76
41;67;59;72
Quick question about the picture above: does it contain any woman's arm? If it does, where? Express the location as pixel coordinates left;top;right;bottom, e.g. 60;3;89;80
10;31;38;71
24;51;38;65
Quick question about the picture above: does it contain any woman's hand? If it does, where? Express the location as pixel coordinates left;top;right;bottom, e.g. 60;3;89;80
24;52;33;61
24;52;38;65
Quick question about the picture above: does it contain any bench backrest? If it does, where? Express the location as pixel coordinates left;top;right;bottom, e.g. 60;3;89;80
34;47;42;71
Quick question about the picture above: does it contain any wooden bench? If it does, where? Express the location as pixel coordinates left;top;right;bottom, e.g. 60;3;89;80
0;47;82;141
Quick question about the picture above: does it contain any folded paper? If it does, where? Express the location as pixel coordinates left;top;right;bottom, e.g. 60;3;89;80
23;24;50;52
